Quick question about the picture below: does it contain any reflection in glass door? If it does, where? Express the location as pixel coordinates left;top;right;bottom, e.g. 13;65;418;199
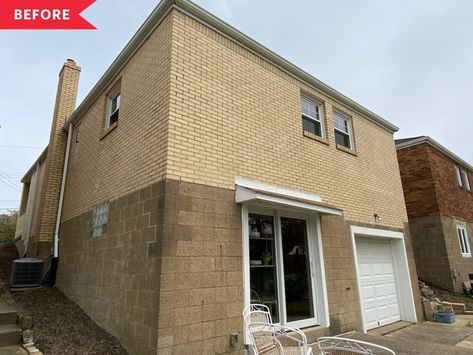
280;216;314;323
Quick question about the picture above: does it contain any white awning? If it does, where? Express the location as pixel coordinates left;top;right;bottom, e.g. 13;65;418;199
235;178;343;216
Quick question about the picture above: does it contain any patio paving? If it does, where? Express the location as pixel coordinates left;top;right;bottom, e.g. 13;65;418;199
312;315;473;354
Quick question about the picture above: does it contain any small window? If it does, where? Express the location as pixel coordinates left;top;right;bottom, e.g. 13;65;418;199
92;202;109;239
454;165;463;187
301;96;324;137
106;83;121;127
72;125;80;165
462;170;471;191
457;225;471;257
333;111;352;149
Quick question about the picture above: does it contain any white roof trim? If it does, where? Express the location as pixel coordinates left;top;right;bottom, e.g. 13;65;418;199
235;177;342;216
396;136;473;172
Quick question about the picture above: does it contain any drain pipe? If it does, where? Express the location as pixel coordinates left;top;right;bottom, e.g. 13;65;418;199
49;122;73;286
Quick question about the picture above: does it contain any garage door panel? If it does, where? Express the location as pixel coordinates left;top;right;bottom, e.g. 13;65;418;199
356;237;401;331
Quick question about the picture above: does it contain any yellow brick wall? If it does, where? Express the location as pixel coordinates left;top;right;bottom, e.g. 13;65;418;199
164;11;407;228
61;14;173;221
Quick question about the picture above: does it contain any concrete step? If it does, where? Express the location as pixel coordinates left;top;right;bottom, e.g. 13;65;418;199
0;345;28;355
0;325;21;347
0;305;17;326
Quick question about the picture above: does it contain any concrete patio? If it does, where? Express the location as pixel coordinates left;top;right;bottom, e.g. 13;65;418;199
312;315;473;354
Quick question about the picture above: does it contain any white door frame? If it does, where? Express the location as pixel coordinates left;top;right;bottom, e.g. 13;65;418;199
350;226;417;333
242;205;330;343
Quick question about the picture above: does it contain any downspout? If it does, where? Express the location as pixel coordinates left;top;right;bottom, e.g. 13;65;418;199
49;122;73;286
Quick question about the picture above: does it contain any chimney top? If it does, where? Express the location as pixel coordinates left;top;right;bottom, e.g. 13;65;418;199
59;58;81;77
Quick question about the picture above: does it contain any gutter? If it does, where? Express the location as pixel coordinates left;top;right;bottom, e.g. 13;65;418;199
396;136;473;172
62;0;398;133
53;123;73;258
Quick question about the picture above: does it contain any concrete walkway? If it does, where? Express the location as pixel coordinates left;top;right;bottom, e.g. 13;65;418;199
313;315;473;354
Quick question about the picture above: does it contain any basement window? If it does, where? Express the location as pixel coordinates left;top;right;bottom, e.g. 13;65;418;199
301;96;324;138
457;225;471;257
92;201;109;239
106;82;121;127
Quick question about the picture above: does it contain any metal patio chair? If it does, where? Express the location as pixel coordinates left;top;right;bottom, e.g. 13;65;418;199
248;322;313;355
317;337;396;355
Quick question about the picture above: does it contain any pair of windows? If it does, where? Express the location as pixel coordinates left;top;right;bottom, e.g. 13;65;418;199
457;225;471;257
301;96;352;149
454;165;471;191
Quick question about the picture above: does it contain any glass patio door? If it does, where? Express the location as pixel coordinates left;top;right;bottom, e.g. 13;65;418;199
247;210;318;328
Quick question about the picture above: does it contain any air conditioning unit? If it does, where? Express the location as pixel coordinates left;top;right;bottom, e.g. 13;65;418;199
10;258;44;288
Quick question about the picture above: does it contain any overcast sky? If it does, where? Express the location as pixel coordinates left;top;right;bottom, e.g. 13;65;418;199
1;0;472;213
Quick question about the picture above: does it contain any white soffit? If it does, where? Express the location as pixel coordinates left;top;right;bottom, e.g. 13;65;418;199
235;177;343;216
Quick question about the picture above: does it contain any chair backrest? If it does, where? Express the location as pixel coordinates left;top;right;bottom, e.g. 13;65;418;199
317;337;396;355
243;303;273;328
247;322;283;355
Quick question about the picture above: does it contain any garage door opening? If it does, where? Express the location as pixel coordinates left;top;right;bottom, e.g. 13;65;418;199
351;226;417;332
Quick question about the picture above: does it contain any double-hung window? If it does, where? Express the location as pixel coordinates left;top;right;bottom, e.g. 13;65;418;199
106;83;121;127
454;165;463;187
462;170;471;191
333;111;352;149
301;96;324;138
457;225;471;257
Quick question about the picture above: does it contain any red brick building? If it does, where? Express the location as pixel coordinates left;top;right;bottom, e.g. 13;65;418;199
396;136;473;292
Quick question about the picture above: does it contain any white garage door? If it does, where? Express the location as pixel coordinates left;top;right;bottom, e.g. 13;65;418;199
356;237;401;330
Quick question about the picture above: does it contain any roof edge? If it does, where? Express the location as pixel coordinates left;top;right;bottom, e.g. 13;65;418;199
396;136;473;172
64;0;398;133
21;146;49;183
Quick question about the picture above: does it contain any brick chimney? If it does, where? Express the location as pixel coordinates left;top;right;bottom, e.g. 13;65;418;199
28;59;81;259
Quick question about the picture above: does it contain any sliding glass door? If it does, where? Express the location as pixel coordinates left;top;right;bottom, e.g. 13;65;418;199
247;209;318;328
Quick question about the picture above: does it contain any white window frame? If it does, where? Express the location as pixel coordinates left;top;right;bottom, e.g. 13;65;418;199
457;225;471;257
301;96;325;138
454;165;463;187
106;83;121;128
462;170;471;191
242;204;329;341
332;110;353;149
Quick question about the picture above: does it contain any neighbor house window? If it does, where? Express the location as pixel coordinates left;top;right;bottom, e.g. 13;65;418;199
92;202;109;239
106;83;121;127
454;165;463;187
457;225;471;257
333;111;352;149
462;170;471;191
301;96;324;138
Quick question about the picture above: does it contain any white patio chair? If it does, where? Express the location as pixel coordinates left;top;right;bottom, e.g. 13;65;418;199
243;303;273;328
248;322;313;355
317;337;396;355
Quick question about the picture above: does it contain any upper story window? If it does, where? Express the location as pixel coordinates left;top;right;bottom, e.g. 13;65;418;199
462;170;471;191
301;96;324;138
92;201;109;239
333;111;352;149
106;82;121;127
457;225;471;257
454;165;463;187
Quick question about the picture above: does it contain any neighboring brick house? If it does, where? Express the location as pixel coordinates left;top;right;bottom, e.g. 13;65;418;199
396;136;473;293
16;0;421;354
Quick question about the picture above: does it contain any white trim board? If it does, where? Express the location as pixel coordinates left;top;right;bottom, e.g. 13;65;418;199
350;226;417;333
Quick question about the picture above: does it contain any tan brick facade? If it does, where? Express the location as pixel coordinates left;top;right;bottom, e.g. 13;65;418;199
38;3;419;355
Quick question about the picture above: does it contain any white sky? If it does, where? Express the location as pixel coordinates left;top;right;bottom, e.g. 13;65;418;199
1;0;472;212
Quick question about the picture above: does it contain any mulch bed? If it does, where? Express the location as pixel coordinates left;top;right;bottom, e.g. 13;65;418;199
428;282;473;311
0;243;130;355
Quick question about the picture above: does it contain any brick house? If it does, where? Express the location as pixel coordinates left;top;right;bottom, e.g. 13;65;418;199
396;136;473;293
16;0;421;353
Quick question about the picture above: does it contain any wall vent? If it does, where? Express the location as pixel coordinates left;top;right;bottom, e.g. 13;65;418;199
10;258;44;288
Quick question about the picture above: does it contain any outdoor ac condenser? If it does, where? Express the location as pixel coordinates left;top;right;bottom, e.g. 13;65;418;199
10;258;44;288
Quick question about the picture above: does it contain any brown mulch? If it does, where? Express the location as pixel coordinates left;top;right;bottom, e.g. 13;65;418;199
0;243;130;355
428;282;473;311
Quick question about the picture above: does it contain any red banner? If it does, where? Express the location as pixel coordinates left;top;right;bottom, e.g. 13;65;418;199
0;0;96;29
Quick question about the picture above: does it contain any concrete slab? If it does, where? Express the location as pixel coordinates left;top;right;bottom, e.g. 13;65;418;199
0;346;28;355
